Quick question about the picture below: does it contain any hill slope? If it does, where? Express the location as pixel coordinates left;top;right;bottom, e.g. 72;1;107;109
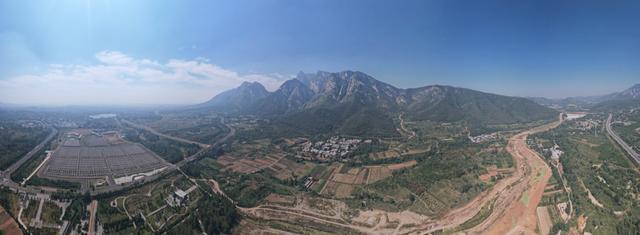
405;85;558;125
199;81;269;112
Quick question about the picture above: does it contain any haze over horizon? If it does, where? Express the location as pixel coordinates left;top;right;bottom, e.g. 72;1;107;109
1;0;640;105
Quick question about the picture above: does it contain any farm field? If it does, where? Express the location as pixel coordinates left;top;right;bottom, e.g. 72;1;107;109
216;138;316;181
319;161;417;199
0;205;21;235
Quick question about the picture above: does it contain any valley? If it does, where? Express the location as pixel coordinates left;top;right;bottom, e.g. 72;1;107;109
3;2;640;234
0;72;638;235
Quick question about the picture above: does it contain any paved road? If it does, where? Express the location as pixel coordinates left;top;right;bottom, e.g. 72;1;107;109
606;114;640;165
179;117;235;166
3;127;58;177
121;119;210;148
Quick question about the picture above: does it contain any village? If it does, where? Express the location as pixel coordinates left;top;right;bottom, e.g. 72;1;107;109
468;132;498;143
297;136;372;161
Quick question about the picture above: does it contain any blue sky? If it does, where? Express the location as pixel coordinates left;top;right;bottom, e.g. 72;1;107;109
1;0;639;105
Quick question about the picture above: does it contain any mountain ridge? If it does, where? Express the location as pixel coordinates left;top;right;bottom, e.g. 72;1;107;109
199;81;270;111
527;83;640;111
203;70;559;136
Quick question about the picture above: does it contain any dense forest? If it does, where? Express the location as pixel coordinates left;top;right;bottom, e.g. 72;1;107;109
0;122;49;170
193;194;240;234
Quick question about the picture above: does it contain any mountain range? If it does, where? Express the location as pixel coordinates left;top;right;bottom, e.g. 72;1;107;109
201;71;559;136
528;84;640;111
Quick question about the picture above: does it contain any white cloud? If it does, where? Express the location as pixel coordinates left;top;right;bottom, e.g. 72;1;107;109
95;51;135;65
0;51;285;105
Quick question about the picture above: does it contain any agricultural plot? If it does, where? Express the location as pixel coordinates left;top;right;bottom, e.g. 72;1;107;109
217;139;312;180
264;193;296;206
320;161;417;199
40;131;169;185
477;165;513;183
357;144;508;217
0;206;21;235
536;206;553;235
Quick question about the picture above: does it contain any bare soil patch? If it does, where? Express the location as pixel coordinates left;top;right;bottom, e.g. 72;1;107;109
0;206;22;235
264;193;296;206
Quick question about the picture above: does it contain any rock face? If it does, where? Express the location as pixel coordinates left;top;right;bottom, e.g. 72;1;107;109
202;70;559;136
616;84;640;99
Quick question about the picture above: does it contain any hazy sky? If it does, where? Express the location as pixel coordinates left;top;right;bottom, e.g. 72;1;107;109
1;0;639;105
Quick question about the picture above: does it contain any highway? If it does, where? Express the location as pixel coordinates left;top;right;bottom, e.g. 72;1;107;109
121;119;210;148
606;114;640;165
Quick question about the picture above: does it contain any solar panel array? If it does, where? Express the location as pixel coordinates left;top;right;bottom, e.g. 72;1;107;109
45;142;167;178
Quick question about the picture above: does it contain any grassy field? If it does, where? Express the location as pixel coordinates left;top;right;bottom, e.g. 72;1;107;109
40;201;62;225
22;199;38;225
0;189;20;217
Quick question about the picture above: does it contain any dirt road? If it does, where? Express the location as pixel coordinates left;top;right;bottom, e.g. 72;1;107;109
398;113;416;139
88;200;98;235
